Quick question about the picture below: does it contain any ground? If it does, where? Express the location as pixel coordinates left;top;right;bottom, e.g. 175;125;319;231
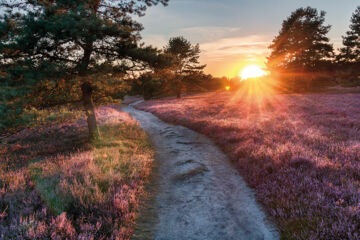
136;91;360;240
0;105;154;239
2;91;360;240
124;102;278;240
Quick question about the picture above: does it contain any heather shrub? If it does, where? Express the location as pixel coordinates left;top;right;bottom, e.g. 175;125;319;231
0;106;154;239
0;104;84;135
137;92;360;239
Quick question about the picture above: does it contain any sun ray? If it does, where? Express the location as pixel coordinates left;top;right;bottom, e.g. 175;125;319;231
240;65;268;80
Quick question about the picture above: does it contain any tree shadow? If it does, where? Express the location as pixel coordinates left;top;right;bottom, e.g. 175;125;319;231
1;119;91;171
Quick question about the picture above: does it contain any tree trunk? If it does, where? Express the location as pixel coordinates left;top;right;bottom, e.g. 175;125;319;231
81;82;99;140
176;78;182;99
176;89;181;99
79;41;100;140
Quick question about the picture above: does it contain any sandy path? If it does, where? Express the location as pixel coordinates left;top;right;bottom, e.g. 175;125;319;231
123;102;278;240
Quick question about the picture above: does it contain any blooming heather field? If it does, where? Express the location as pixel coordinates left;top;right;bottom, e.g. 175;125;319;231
0;106;153;239
137;92;360;240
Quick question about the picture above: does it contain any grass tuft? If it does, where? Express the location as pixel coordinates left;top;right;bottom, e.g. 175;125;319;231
0;105;154;239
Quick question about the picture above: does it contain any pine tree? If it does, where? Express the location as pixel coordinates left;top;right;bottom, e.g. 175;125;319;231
267;7;333;90
338;7;360;67
164;36;206;98
0;0;168;138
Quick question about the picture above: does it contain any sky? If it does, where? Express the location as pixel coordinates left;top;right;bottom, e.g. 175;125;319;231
138;0;359;77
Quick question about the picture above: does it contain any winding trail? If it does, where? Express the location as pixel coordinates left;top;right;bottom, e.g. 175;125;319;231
123;102;278;240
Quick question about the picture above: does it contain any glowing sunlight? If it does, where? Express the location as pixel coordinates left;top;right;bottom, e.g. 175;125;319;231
240;65;268;80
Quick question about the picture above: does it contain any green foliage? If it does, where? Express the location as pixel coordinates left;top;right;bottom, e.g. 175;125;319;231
163;36;206;97
30;163;71;215
338;6;360;64
204;76;229;91
336;6;360;86
268;7;333;72
267;7;334;91
0;0;168;131
131;72;163;100
28;121;153;215
0;104;83;134
0;111;156;238
182;72;216;92
131;71;222;99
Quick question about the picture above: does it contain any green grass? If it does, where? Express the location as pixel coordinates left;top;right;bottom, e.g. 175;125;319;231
1;105;84;134
1;106;155;239
27;121;154;235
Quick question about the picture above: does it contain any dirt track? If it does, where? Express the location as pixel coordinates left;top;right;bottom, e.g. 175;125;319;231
123;102;278;240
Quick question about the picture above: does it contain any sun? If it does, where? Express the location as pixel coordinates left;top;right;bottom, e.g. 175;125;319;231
240;65;268;80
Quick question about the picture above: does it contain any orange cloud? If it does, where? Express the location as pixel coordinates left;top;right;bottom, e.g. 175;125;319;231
199;35;272;77
141;32;272;77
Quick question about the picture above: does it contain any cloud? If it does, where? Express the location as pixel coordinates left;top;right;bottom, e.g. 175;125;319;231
200;35;271;60
195;35;273;77
217;42;268;51
178;26;243;43
140;26;273;77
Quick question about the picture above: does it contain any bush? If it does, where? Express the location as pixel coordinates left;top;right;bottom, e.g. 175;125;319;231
131;73;163;100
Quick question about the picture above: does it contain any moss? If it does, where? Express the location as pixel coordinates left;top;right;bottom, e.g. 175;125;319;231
35;176;71;215
29;163;71;215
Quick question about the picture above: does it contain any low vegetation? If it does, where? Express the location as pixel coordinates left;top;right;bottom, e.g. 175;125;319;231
0;106;154;239
136;91;360;239
0;105;84;135
1;0;360;239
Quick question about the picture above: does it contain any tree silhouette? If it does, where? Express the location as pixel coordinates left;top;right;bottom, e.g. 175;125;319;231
0;0;168;138
164;36;206;98
338;6;360;72
268;7;333;90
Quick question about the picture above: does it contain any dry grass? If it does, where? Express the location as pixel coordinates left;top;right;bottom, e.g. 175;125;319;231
0;105;85;136
137;90;360;240
0;105;154;239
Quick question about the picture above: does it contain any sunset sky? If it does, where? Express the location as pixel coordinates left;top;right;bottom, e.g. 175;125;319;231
139;0;359;77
